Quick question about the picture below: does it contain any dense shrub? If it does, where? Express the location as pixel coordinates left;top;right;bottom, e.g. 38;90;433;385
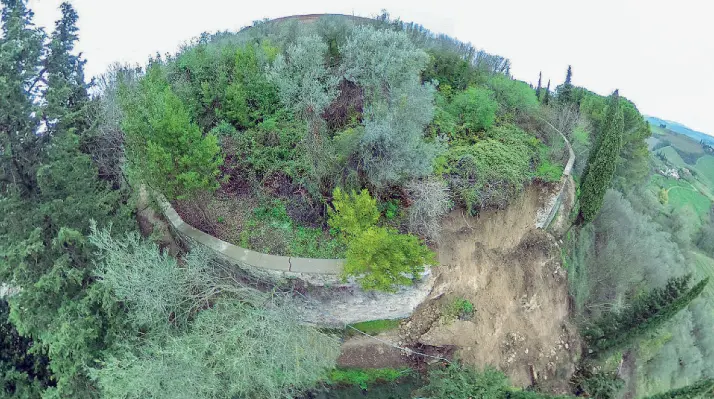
326;368;407;389
448;86;499;137
436;125;539;213
344;226;436;292
120;65;223;199
485;74;539;117
327;187;380;239
342;25;440;187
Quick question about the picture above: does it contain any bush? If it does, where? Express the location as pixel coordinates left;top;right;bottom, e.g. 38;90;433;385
448;86;498;136
327;187;380;239
446;297;475;321
120;65;223;199
484;74;538;117
536;159;564;183
436;125;539;213
344;226;436;292
326;368;407;390
417;364;510;399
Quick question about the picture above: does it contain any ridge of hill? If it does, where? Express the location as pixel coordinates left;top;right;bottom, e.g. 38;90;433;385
646;116;714;144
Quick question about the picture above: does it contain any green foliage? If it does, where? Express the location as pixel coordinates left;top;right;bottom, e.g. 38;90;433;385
0;0;45;196
484;74;539;117
573;368;624;399
446;297;475;321
579;90;624;224
437;124;539;213
120;65;223;199
584;274;709;356
344;226;436;292
422;48;473;90
536;159;564;183
448;86;499;136
644;378;714;398
1;299;53;398
418;364;510;399
327;188;380;238
326;368;407;390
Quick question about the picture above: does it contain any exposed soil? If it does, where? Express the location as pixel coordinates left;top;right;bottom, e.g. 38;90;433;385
337;331;411;369
398;185;580;394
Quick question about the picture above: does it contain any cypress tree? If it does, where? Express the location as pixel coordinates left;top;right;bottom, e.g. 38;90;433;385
0;0;45;196
558;65;573;103
535;71;542;100
543;79;551;104
644;378;714;398
578;89;623;224
43;2;90;134
584;275;709;356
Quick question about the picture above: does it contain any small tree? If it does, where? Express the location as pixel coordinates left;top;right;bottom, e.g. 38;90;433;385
543;79;551;104
120;64;223;199
535;71;542;100
449;86;498;134
327;187;380;239
644;378;714;398
406;178;451;241
578;90;623;224
344;226;436;292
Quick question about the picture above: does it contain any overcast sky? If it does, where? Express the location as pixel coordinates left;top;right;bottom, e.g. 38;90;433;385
26;0;714;135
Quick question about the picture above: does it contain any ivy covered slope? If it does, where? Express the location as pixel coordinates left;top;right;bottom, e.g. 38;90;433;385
115;14;636;291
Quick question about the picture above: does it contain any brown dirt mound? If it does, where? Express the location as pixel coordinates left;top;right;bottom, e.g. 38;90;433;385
399;186;580;394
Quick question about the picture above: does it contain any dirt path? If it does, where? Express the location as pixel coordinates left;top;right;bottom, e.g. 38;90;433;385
399;186;580;394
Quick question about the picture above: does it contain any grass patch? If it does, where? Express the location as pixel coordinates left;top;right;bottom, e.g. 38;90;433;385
695;155;714;187
326;368;411;390
239;201;346;258
692;251;714;299
647;174;712;220
445;297;475;321
347;319;402;336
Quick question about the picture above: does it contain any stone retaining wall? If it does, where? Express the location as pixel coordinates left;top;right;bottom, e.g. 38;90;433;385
156;194;436;325
536;122;575;230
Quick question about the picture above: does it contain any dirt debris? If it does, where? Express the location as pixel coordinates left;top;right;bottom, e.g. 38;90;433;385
399;186;580;394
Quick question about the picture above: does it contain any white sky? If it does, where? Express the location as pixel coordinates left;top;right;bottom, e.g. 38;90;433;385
26;0;714;136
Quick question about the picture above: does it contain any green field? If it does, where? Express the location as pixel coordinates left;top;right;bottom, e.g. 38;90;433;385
656;146;688;168
649;174;712;220
692;252;714;298
695;155;714;187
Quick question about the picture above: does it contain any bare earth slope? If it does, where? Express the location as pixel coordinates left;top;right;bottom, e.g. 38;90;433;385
400;186;579;394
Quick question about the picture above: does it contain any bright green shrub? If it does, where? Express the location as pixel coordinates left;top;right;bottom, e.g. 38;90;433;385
344;226;436;292
485;74;538;116
219;43;280;129
449;86;498;136
120;65;223;199
327;188;380;238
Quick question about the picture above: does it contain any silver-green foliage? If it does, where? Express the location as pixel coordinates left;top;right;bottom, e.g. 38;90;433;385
269;34;339;119
341;26;440;187
341;25;429;98
360;81;441;186
89;227;340;398
94;299;339;399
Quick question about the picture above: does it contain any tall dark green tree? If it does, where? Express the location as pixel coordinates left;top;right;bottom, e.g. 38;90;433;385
578;89;624;224
43;2;90;134
0;0;45;196
644;378;714;398
0;2;133;396
543;79;551;104
535;71;542;100
557;65;573;103
584;275;709;356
